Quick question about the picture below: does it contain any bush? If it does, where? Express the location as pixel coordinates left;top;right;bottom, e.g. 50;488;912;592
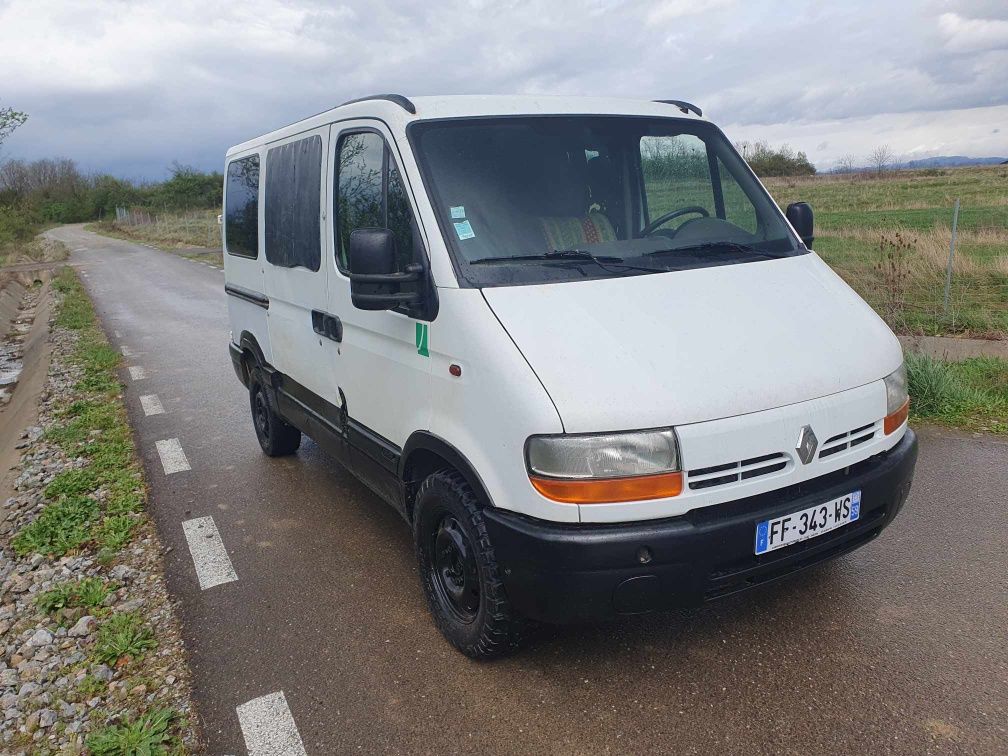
736;140;817;177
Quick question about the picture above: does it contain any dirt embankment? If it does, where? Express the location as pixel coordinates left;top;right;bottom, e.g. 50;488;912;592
0;271;54;505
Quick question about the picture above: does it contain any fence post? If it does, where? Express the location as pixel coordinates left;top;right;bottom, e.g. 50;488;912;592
943;198;960;317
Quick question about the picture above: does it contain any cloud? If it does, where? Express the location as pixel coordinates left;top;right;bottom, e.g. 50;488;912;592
0;0;1005;177
938;11;1008;52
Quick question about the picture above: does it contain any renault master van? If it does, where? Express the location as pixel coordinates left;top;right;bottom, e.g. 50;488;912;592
223;95;918;658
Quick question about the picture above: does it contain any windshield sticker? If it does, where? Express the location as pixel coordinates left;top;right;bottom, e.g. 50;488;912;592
450;205;466;219
454;220;475;240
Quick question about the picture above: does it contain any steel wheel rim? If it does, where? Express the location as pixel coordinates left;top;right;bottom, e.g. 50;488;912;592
430;514;480;624
254;389;270;440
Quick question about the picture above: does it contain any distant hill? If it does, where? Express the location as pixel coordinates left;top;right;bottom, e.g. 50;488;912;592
899;155;1006;169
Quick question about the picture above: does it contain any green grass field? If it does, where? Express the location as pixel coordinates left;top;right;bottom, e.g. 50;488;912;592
765;165;1008;337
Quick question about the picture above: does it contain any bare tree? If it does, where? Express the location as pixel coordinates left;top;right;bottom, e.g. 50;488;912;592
870;144;894;176
834;153;856;174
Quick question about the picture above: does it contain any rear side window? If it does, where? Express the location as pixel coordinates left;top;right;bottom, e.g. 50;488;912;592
335;131;421;275
265;135;322;271
224;155;259;258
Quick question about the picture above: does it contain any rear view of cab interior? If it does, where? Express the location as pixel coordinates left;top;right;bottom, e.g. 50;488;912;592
223;94;917;658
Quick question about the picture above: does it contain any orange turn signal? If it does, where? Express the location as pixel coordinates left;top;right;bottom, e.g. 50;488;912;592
884;398;909;435
529;471;684;504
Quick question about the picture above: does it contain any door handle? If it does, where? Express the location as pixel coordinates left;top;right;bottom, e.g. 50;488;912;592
311;310;343;343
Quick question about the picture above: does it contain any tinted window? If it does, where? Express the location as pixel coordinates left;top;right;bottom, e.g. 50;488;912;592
224;155;259;258
335;132;422;277
265;135;322;271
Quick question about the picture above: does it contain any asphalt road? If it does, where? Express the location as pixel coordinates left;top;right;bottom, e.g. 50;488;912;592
50;225;1007;754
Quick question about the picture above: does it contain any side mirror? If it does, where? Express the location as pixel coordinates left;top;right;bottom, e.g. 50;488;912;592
785;202;814;248
348;228;424;311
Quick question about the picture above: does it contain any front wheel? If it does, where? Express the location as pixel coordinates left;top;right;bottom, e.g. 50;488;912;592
249;378;301;456
414;470;524;659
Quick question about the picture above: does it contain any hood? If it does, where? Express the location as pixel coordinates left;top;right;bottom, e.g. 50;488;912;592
482;254;902;433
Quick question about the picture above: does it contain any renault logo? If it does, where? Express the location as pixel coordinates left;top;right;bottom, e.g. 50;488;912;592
796;425;818;465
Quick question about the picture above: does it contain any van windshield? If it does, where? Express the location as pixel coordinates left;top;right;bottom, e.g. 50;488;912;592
408;116;806;287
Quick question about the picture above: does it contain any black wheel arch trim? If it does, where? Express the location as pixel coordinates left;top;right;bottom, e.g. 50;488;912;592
401;432;496;513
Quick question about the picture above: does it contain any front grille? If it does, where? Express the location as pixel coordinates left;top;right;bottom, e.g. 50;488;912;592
688;452;790;491
818;422;878;459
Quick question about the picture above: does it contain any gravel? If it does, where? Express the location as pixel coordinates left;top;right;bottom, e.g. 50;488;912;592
0;300;200;752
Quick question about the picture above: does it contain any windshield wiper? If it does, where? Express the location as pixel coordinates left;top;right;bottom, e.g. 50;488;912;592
470;249;665;274
645;242;788;259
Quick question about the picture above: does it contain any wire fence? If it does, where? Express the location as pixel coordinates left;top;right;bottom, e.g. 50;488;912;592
114;206;222;249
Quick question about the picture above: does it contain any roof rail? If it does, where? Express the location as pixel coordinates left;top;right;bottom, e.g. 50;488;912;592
653;99;702;117
338;94;417;115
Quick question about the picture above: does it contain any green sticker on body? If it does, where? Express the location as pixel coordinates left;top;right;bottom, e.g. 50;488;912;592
415;322;429;357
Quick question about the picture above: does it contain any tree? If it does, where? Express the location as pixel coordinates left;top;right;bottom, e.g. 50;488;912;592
734;140;817;177
0;103;28;148
834;153;856;174
870;144;894;175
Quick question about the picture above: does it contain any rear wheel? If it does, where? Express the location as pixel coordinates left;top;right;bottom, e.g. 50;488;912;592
414;470;524;659
249;378;301;456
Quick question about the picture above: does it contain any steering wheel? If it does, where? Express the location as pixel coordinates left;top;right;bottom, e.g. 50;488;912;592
640;205;710;236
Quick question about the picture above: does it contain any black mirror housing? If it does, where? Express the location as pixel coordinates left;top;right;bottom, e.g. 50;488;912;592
785;202;814;248
348;228;425;311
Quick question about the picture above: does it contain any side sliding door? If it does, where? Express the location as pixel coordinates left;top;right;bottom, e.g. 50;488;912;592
261;128;336;415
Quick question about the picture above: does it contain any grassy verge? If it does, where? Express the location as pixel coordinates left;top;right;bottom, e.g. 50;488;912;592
9;267;189;750
907;352;1008;434
12;269;144;560
0;233;68;268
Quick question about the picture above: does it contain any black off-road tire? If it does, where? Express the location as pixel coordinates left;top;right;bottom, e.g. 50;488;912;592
414;470;525;659
249;377;301;457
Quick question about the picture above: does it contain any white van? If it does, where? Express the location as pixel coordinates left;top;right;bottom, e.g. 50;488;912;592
223;95;917;658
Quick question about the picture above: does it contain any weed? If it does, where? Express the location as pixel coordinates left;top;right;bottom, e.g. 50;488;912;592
87;708;177;755
906;353;1008;431
37;577;113;616
95;514;137;552
77;673;106;698
874;232;911;325
12;496;99;556
45;467;101;500
94;612;157;665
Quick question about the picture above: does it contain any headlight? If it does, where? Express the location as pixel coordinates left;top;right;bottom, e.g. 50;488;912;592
883;362;909;435
526;429;682;503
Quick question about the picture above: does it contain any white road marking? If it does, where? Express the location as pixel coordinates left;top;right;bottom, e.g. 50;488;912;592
139;394;164;416
121;345;133;356
236;692;307;756
155;438;190;474
127;366;146;380
182;516;238;590
113;330;122;338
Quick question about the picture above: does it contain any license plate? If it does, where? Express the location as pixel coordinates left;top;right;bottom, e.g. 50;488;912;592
755;490;861;555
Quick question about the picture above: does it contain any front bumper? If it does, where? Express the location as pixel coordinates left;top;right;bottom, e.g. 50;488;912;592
485;428;918;623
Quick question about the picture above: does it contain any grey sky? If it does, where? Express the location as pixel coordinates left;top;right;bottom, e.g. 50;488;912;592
2;0;1006;179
